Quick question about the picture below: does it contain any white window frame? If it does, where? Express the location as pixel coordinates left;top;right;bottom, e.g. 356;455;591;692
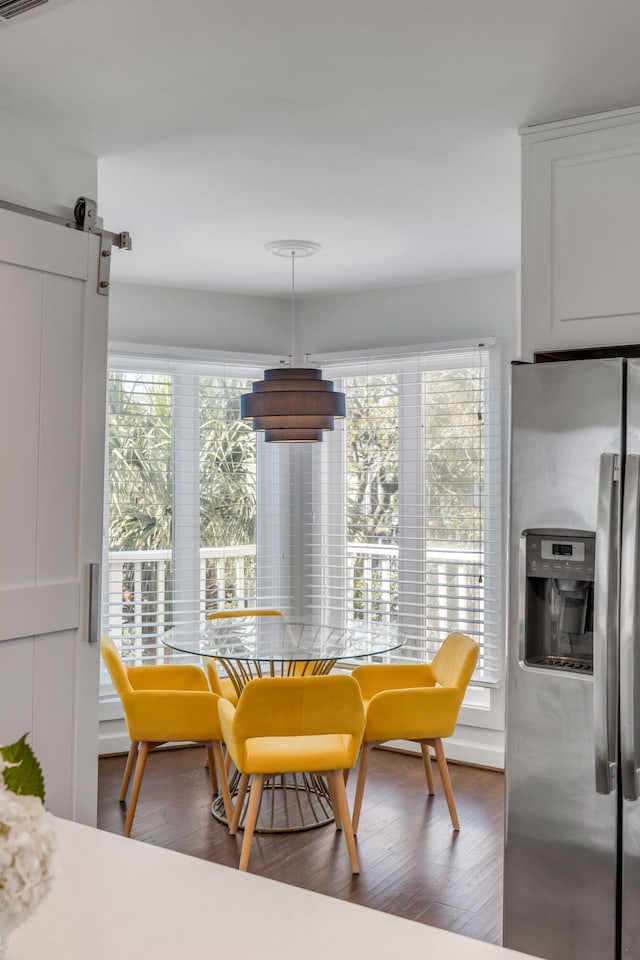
99;347;284;715
307;339;505;731
99;340;505;736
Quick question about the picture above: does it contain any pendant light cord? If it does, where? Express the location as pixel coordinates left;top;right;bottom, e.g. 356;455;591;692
290;250;296;364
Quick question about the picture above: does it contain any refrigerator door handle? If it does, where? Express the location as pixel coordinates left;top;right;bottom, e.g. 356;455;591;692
621;453;640;800
594;452;619;795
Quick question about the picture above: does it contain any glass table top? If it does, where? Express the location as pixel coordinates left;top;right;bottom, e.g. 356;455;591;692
161;616;404;663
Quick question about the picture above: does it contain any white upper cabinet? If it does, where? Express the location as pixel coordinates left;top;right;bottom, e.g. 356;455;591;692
521;106;640;360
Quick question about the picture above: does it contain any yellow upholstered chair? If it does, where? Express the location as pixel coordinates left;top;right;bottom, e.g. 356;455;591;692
100;636;232;837
350;632;479;834
205;608;285;703
218;674;366;873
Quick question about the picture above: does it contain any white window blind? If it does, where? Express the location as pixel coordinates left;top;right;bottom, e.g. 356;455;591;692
101;341;503;697
304;341;503;685
101;355;275;694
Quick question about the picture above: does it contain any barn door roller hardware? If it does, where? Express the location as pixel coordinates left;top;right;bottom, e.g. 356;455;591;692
73;197;132;296
0;194;132;296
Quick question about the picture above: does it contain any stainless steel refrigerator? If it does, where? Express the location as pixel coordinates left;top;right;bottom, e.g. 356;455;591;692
504;357;640;960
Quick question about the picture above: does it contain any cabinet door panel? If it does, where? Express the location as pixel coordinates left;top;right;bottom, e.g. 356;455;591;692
554;148;640;323
0;638;34;745
522;114;640;358
0;262;42;587
0;581;79;642
0;207;88;280
33;630;76;815
38;273;84;582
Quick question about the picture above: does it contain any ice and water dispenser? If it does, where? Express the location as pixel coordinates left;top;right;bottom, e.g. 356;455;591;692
522;529;595;673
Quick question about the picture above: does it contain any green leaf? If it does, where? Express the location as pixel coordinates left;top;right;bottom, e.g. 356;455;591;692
1;734;45;802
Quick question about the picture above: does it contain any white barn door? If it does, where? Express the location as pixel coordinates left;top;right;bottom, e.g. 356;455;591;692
0;207;108;824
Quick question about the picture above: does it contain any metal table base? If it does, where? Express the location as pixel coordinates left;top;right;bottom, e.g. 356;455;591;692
211;769;334;833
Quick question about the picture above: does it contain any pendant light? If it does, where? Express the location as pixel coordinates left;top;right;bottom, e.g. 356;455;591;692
240;240;346;442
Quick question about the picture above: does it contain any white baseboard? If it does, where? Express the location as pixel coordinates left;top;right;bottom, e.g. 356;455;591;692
444;735;504;769
385;737;504;770
99;721;505;769
99;729;131;756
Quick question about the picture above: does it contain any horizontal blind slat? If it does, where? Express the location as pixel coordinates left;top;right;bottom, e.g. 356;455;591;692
310;344;503;684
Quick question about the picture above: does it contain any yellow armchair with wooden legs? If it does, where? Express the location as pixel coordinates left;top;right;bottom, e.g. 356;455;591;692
100;636;232;837
205;609;285;703
350;632;479;834
218;674;366;873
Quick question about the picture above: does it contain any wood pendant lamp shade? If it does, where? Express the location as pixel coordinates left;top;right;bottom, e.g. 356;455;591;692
242;240;345;442
241;366;346;442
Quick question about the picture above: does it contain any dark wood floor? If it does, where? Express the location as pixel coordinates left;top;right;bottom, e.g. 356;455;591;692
98;747;504;945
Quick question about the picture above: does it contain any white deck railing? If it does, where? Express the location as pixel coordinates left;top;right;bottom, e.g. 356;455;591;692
105;543;482;653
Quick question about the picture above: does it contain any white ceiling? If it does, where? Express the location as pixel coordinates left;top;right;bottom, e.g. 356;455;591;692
2;0;640;296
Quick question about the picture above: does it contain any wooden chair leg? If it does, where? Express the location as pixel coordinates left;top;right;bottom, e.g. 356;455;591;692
433;738;460;831
119;741;139;802
239;774;264;872
326;774;342;829
205;744;219;794
330;770;360;874
123;741;151;838
352;742;374;835
230;773;250;835
210;741;233;823
420;741;435;795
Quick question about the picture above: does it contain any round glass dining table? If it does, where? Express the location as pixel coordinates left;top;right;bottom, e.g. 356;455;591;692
162;615;404;833
162;615;403;697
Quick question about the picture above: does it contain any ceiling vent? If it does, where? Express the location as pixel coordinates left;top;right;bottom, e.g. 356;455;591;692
0;0;77;25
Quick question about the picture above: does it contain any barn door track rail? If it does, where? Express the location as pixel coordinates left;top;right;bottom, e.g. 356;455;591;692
0;194;132;296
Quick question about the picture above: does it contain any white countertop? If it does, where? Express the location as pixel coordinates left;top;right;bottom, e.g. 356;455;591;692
9;817;540;959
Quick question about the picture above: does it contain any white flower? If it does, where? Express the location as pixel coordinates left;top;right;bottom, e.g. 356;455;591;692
0;782;56;936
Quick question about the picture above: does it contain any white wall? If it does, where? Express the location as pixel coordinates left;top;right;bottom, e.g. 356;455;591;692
109;282;290;355
0;109;97;215
110;270;517;359
299;270;518;356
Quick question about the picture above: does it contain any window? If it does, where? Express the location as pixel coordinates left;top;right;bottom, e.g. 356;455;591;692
102;341;503;704
102;355;266;694
304;341;503;688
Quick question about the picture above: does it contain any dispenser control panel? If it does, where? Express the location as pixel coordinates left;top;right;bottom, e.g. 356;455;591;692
522;529;595;673
525;532;595;582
